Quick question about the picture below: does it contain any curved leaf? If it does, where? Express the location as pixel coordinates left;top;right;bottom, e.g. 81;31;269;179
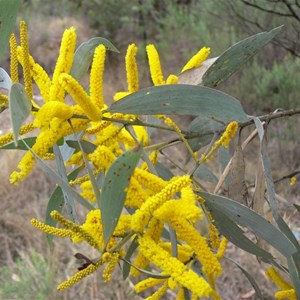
108;84;248;122
200;191;297;257
0;0;20;63
193;164;218;184
0;67;12;90
9;83;32;145
122;236;139;280
70;37;119;80
101;146;142;245
202;26;283;87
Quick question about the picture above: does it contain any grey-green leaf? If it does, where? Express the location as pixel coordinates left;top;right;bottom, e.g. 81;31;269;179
70;37;119;80
0;0;20;63
9;83;32;145
193;164;218;184
0;67;12;90
101;146;142;246
122;237;139;280
66;139;97;154
200;191;297;257
202;26;283;87
45;166;82;245
108;84;248;122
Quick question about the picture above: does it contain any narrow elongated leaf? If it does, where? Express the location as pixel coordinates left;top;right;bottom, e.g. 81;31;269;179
70;37;119;80
226;257;263;299
9;83;32;145
108;84;248;122
155;162;174;180
0;0;20;63
66;139;97;154
0;67;12;90
53;145;77;223
101;146;142;245
202;26;283;87
122;236;139;279
22;138;94;211
187;116;222;151
193;164;218;184
45;166;82;245
200;191;297;257
287;256;300;299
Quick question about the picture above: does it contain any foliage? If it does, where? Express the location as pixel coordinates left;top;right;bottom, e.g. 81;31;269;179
1;4;300;300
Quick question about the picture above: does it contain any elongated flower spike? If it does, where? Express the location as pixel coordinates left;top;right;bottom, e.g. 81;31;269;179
181;46;210;72
20;20;33;99
125;43;139;93
90;44;106;109
146;44;165;85
49;26;77;102
9;33;19;83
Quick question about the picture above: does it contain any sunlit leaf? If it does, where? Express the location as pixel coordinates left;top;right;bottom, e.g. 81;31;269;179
101;146;142;246
9;83;32;145
0;0;20;63
0;67;12;90
108;84;248;122
70;37;119;80
202;26;283;87
45;166;82;245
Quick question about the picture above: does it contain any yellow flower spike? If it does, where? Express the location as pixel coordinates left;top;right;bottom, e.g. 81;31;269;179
265;267;292;290
0;122;35;147
146;282;169;300
50;210;100;250
131;175;191;232
133;168;167;192
113;215;132;236
138;235;213;297
176;288;185;300
20;20;33;99
17;46;51;102
181;47;210;72
113;91;130;101
59;73;102;121
146;44;165;85
130;252;149;277
135;278;166;293
57;260;102;291
0;94;8;107
33;101;73;128
125;43;139;93
202;121;238;162
216;237;228;260
49;26;77;102
125;176;149;208
141;151;158;171
88;145;116;170
159;243;194;263
80;181;96;202
275;289;297;300
31;218;74;238
164;215;222;277
290;176;297;186
166;74;178;84
208;224;221;249
9;33;19;83
90;44;106;109
102;252;120;282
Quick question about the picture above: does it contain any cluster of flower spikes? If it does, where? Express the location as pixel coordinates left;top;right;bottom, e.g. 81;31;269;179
1;20;241;299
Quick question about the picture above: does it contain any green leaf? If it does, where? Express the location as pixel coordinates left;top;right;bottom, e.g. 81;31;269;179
202;26;283;87
226;257;263;299
108;84;248;122
287;256;300;299
53;144;77;223
155;162;174;180
0;67;12;90
22;138;94;211
45;166;82;245
66;139;97;154
193;164;218;184
200;191;297;257
70;37;119;80
187;116;222;151
101;146;142;246
0;0;20;63
122;236;139;280
9;83;32;145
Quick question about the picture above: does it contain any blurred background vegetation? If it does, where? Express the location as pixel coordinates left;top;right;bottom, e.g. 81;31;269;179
0;1;299;299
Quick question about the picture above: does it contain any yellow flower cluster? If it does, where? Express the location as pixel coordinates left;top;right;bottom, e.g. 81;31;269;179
2;20;232;298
